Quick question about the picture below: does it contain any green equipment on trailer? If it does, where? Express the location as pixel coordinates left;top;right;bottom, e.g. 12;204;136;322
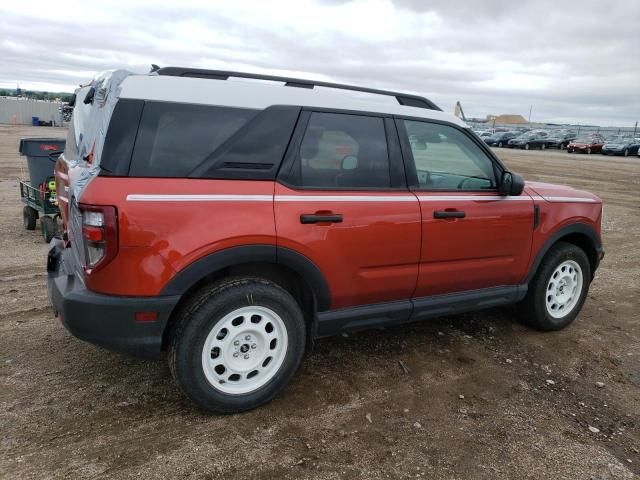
18;138;65;242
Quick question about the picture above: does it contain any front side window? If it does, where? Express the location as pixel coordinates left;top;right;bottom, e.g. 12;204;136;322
298;112;391;189
403;120;497;190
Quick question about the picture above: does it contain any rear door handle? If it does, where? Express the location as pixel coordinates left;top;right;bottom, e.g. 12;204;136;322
300;214;343;224
433;210;465;219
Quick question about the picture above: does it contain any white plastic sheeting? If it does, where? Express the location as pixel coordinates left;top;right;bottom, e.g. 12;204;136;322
67;69;132;202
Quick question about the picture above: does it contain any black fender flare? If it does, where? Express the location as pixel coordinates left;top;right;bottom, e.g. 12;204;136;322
160;244;331;312
526;223;602;283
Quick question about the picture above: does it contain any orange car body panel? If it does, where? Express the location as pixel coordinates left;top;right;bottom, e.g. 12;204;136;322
414;192;534;297
79;177;277;296
57;168;602;310
274;183;422;309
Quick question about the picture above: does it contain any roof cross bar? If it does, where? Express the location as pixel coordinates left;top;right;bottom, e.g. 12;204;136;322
155;67;441;111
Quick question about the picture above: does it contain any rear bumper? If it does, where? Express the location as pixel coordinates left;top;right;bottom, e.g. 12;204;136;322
47;244;180;359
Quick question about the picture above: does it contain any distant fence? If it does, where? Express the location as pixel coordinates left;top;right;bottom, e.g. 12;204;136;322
467;120;638;138
0;97;64;126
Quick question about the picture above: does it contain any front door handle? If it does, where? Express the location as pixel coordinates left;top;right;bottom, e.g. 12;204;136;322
300;213;343;224
433;210;465;219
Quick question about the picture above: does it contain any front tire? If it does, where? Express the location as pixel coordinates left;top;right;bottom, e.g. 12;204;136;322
498;141;503;148
169;277;306;413
518;242;591;331
525;143;530;150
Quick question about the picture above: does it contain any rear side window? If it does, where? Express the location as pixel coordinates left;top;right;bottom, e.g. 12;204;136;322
298;112;391;189
129;102;258;177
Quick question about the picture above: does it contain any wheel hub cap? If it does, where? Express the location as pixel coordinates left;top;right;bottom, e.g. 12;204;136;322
201;306;288;394
545;260;583;319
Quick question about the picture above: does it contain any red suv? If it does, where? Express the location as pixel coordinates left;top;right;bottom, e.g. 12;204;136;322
48;68;604;412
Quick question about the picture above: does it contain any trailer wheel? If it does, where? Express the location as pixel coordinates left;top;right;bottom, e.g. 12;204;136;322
40;216;57;243
23;206;38;230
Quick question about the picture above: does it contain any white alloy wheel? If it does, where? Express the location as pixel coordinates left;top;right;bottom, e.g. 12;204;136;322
201;306;288;394
545;260;583;319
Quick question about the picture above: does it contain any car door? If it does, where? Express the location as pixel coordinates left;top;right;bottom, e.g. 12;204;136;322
396;118;534;298
275;110;421;312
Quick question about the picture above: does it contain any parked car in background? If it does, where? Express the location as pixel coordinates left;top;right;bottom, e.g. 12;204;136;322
601;137;640;156
567;136;605;154
477;131;493;138
554;132;578;149
529;130;549;137
526;135;566;150
484;131;519;147
508;133;548;150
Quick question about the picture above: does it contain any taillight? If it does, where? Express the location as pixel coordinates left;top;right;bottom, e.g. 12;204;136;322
79;204;118;273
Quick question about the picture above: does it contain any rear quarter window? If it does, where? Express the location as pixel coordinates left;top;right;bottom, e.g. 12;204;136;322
129;102;258;177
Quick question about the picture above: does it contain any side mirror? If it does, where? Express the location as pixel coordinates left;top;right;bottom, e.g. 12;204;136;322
499;171;525;196
67;93;76;107
341;155;358;170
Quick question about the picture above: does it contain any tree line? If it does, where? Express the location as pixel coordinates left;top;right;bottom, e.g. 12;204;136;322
0;89;73;102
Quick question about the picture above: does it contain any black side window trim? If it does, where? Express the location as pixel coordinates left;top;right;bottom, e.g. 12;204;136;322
394;116;505;192
99;99;145;176
188;105;301;180
277;109;408;191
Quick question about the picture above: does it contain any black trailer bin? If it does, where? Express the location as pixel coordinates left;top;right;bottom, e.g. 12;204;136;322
18;137;66;187
18;138;66;242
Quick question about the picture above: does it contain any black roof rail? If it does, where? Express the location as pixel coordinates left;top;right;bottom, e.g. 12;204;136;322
155;67;442;111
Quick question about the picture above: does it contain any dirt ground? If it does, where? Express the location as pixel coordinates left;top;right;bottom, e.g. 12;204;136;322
0;125;638;479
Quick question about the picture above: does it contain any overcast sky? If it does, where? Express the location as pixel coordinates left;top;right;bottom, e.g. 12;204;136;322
1;0;639;126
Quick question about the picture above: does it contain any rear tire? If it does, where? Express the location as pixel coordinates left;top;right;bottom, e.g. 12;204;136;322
23;206;37;230
498;141;503;147
541;143;546;150
168;277;306;413
40;215;56;243
587;147;592;154
525;143;530;150
623;148;629;157
518;242;591;331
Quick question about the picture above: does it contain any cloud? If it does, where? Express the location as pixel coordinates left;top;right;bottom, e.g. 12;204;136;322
1;0;638;125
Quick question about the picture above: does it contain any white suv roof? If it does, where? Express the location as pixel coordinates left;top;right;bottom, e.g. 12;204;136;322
117;67;467;128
